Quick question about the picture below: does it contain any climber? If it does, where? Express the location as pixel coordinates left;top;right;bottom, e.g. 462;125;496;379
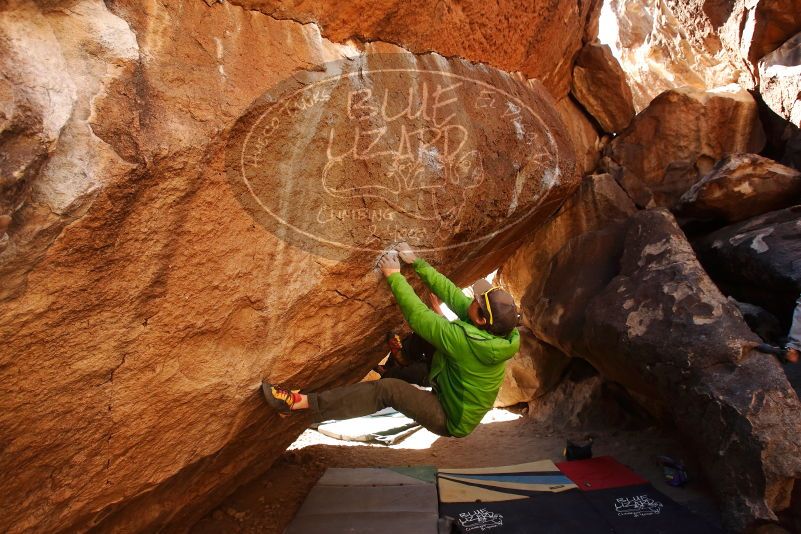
758;295;800;364
261;242;521;438
374;291;444;387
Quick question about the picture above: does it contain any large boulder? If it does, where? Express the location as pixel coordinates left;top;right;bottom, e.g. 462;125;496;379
495;328;571;408
694;205;801;318
571;41;636;133
0;2;580;532
675;153;801;228
604;0;801;110
230;0;603;100
583;209;801;530
603;86;766;209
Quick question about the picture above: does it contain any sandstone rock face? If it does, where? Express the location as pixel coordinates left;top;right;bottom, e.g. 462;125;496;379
676;153;801;227
554;96;601;176
603;86;766;208
571;41;635;133
605;0;801;110
525;358;651;430
604;0;744;110
694;205;801;318
500;173;636;322
759;31;801;128
0;0;139;298
0;1;582;532
495;328;570;407
583;209;801;530
231;0;603;99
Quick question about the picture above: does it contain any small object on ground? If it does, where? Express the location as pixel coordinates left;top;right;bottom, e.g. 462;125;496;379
756;343;799;364
656;455;689;487
563;436;594;461
261;381;300;417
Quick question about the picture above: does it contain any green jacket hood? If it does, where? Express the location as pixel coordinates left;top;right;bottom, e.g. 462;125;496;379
455;321;520;365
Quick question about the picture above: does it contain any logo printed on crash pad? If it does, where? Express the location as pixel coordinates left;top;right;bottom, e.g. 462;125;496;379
226;53;564;260
614;494;664;518
459;508;504;531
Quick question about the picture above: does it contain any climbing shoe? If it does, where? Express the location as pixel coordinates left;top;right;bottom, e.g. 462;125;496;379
261;381;301;417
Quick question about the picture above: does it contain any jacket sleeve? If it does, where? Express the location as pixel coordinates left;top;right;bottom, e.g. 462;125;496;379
412;258;473;321
386;272;465;355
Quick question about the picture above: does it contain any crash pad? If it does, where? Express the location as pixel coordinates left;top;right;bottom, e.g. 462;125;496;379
556;457;723;534
438;460;608;533
313;408;422;445
438;457;723;533
285;467;439;534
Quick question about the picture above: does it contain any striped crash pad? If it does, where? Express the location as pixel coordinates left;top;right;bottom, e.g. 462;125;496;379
312;408;423;445
438;456;722;534
285;467;439;533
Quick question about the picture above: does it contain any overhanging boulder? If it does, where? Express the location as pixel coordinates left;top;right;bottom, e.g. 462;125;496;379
0;2;581;531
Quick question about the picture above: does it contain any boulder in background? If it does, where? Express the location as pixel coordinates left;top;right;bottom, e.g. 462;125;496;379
603;87;765;208
675;153;801;228
694;205;801;319
571;41;636;133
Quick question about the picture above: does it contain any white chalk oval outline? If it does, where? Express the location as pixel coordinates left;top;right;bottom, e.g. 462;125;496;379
238;66;562;254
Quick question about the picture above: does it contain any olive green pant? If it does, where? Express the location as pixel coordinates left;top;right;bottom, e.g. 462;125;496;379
308;378;451;437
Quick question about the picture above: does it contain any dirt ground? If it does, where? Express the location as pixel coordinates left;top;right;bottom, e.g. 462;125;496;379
191;407;721;533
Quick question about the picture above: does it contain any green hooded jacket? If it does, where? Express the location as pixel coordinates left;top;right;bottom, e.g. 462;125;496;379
386;258;520;437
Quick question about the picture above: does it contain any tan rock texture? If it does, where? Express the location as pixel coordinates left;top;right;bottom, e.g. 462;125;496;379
605;0;801;110
676;153;801;226
603;86;766;209
554;96;601;176
494;328;570;407
0;1;582;532
571;41;635;133
231;0;603;99
759;31;801;128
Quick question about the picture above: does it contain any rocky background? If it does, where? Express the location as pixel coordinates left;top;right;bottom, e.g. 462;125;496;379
1;0;799;532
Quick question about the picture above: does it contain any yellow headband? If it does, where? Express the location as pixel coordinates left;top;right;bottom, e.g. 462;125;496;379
482;286;501;325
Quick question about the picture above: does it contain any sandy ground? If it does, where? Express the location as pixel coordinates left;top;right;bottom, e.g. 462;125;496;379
191;408;721;533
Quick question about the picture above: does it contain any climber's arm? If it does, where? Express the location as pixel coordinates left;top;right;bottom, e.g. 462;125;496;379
411;258;472;321
386;272;464;353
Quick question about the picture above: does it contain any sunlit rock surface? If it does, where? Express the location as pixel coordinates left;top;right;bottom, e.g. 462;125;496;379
0;1;585;531
603;86;765;208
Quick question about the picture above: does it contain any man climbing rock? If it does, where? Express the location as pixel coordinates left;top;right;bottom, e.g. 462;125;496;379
261;242;520;437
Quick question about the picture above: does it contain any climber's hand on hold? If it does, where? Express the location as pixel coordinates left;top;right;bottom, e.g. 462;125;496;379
396;242;417;264
378;252;401;278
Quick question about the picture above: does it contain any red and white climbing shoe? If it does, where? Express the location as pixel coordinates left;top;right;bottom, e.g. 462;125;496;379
261;381;301;417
